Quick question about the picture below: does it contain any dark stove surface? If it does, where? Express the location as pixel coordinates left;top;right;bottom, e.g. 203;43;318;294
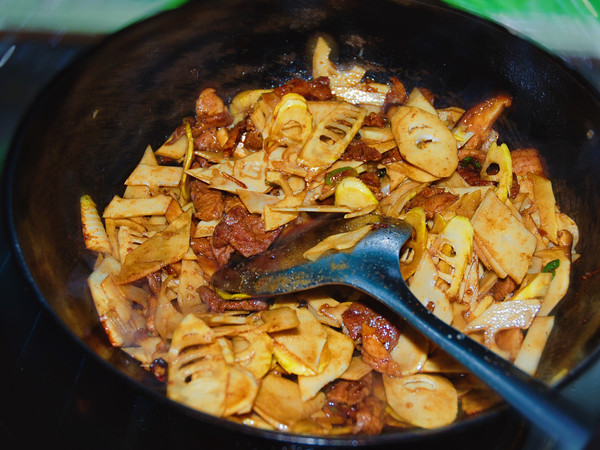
1;25;600;450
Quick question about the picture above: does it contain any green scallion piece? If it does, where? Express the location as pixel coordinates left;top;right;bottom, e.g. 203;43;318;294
325;166;358;186
542;259;560;277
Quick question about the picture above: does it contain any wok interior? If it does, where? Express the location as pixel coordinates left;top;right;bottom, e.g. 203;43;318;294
7;0;600;441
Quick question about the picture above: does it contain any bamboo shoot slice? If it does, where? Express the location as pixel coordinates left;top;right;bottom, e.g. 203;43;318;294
390;106;458;178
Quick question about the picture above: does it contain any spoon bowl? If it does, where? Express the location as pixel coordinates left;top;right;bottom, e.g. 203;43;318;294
212;213;592;449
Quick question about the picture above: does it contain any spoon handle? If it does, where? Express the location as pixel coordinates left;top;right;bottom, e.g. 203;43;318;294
348;264;592;450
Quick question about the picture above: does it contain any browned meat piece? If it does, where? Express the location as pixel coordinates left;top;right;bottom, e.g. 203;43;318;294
405;186;458;220
358;172;383;200
189;236;214;258
342;303;400;350
194;128;222;152
166;90;233;147
223;119;263;156
360;331;403;376
224;120;245;155
197;286;268;313
273;76;334;101
353;396;385;435
457;94;512;150
342;303;403;375
359;171;381;188
326;374;373;406
456;154;495;187
190;180;225;221
510;172;520;199
380;147;402;165
557;230;573;260
457;166;495;187
243;120;263;150
196;87;227;118
190;236;233;269
212;205;281;258
340;141;383;162
150;357;168;382
489;276;518;301
193;112;232;134
363;112;387;128
419;87;436;106
192;89;233;133
496;328;523;355
383;76;407;111
146;272;162;296
325;373;384;434
211;240;235;266
511;148;546;176
190;154;211;169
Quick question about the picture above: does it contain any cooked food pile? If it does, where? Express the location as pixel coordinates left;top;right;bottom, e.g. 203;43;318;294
80;37;579;435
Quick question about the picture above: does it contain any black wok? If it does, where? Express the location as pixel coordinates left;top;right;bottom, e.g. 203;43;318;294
4;0;600;447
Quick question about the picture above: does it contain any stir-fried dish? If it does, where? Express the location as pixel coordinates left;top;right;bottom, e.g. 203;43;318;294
80;37;579;435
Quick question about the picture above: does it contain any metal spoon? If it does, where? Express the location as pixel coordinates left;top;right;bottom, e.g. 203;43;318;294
212;213;592;449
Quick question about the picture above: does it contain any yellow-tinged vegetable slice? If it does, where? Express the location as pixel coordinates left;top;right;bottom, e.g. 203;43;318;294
266;93;313;149
334;177;379;209
385;161;440;183
87;255;146;347
430;215;474;298
383;374;458;429
471;190;537;283
529;173;559;245
167;314;227;416
480;142;513;201
511;272;553;302
177;259;206;314
179;122;195;202
389;105;458;178
298;102;365;172
460;390;502;415
125;164;183;188
254;374;326;430
405;87;437;116
186;150;270;194
299;291;341;327
298;327;354;401
224;366;259;416
263;172;307;231
230;88;272;124
80;195;112;254
421;349;467;374
116;209;191;284
303;224;372;262
389;325;429;376
400;207;427;280
102;195;173;219
155;134;187;160
537;248;571;316
340;355;373;381
271;308;328;376
409;251;453;324
462;299;541;346
258;306;300;332
232;330;273;379
514;316;555;375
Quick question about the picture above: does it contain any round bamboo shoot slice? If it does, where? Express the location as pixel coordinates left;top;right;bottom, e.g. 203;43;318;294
390;106;458;178
383;373;458;429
